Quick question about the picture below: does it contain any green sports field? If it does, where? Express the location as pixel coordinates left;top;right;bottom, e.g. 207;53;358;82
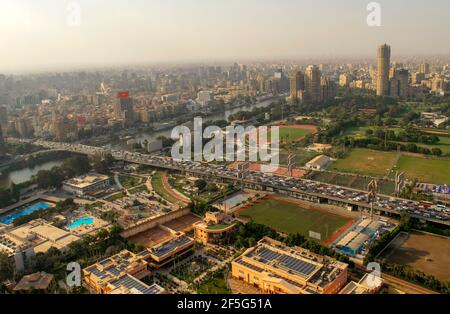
395;155;450;185
330;148;399;177
238;197;350;240
151;171;186;205
267;126;315;143
280;127;312;142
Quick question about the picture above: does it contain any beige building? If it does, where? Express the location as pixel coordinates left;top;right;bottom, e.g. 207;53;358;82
62;173;110;196
13;272;56;293
83;250;165;294
194;211;237;245
231;237;348;294
0;218;80;271
339;74;353;87
305;65;321;103
376;44;391;96
305;155;333;170
339;273;384;294
289;70;304;103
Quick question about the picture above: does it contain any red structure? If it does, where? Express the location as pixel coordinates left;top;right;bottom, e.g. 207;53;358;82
117;91;129;98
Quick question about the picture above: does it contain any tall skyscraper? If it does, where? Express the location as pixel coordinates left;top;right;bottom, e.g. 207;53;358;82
320;78;336;103
376;44;391;96
289;70;304;103
0;123;5;157
115;91;135;126
305;65;321;103
397;69;410;98
389;68;409;98
0;106;7;129
419;63;430;75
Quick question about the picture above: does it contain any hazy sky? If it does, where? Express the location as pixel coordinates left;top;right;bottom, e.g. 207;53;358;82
1;0;449;73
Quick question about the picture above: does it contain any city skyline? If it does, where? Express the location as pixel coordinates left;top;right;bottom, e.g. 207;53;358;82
1;0;450;73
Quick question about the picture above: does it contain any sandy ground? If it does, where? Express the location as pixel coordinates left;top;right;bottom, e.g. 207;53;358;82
128;226;173;248
380;231;450;281
164;213;202;232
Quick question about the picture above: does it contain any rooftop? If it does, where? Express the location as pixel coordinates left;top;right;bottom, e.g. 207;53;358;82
83;250;167;294
150;235;194;258
13;272;54;291
63;173;109;189
108;274;165;294
234;237;348;292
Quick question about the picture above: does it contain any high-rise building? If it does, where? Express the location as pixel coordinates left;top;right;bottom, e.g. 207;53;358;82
376;44;391;96
0;106;7;128
320;78;336;102
397;69;410;98
15;118;33;138
419;63;430;75
389;68;399;97
411;72;425;85
431;76;447;92
114;91;135;126
289;70;304;103
0;124;6;157
339;74;353;87
389;68;409;98
54;118;78;142
305;65;321;103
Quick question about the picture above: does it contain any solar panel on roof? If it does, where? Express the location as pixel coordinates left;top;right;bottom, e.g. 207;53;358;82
277;254;316;276
90;267;108;279
108;267;120;276
234;258;264;272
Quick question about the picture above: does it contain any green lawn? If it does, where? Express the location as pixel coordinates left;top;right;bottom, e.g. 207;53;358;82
151;171;185;205
308;171;396;194
330;148;399;177
128;185;148;194
105;191;126;202
268;127;314;143
279;148;320;166
207;224;231;230
417;137;450;156
119;175;141;189
395;155;450;185
196;270;231;294
343;126;402;138
239;197;350;240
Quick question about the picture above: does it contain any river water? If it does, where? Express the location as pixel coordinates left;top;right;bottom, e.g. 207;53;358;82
0;97;280;190
113;97;280;147
0;160;64;189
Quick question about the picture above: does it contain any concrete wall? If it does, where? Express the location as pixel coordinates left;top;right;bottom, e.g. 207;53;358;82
120;208;191;239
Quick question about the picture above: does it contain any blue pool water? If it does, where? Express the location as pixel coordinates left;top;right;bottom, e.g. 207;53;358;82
0;202;51;225
67;216;95;229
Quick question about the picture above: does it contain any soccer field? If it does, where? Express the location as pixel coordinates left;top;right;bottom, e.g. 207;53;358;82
330;148;398;177
396;155;450;185
238;197;351;240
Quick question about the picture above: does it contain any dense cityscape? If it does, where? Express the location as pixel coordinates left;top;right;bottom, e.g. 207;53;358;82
0;1;449;307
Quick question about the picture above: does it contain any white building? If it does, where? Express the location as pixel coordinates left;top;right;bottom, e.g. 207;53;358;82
305;155;333;170
63;173;110;196
196;90;212;107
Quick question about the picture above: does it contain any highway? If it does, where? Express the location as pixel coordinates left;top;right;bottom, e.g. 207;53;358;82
19;138;450;227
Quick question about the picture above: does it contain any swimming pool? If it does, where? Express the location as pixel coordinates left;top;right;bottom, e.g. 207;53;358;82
67;216;95;229
0;202;51;225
